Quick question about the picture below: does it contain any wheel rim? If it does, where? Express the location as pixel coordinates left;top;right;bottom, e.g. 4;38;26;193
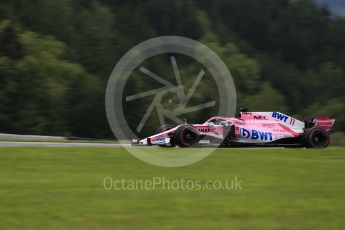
181;128;199;146
311;131;327;147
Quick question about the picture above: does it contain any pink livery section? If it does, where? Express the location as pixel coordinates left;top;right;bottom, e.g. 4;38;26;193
240;111;305;129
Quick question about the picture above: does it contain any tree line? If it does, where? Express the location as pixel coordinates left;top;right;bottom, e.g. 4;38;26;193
0;0;344;137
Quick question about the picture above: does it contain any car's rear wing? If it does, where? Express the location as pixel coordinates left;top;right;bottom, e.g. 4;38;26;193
314;116;335;132
305;116;335;132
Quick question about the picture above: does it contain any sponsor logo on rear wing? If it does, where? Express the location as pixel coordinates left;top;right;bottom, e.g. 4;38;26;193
314;117;335;132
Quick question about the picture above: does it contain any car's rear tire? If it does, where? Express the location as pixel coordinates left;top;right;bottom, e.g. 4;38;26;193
303;127;330;148
156;124;176;147
173;125;200;147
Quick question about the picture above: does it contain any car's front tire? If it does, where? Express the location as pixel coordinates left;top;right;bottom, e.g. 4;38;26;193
303;127;330;148
173;125;200;147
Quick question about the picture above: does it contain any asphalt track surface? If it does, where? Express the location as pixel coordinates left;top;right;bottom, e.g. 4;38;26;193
0;142;288;150
0;141;131;147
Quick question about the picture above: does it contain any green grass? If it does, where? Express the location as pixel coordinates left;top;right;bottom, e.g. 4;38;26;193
0;147;345;229
0;138;120;143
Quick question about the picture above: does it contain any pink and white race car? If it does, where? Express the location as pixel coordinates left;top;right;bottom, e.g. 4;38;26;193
131;109;335;148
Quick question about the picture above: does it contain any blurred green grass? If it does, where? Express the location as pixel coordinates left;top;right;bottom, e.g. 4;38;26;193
0;138;120;143
0;147;344;229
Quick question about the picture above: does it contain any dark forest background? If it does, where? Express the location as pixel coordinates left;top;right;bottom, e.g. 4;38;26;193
0;0;344;138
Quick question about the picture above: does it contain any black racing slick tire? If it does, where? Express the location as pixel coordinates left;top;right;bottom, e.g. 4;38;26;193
303;127;330;148
173;125;200;147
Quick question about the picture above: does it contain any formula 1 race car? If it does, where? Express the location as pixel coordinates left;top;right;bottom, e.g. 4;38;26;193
131;109;335;148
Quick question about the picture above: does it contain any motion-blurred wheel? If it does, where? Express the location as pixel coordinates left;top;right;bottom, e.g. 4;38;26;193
173;125;200;147
303;127;330;148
